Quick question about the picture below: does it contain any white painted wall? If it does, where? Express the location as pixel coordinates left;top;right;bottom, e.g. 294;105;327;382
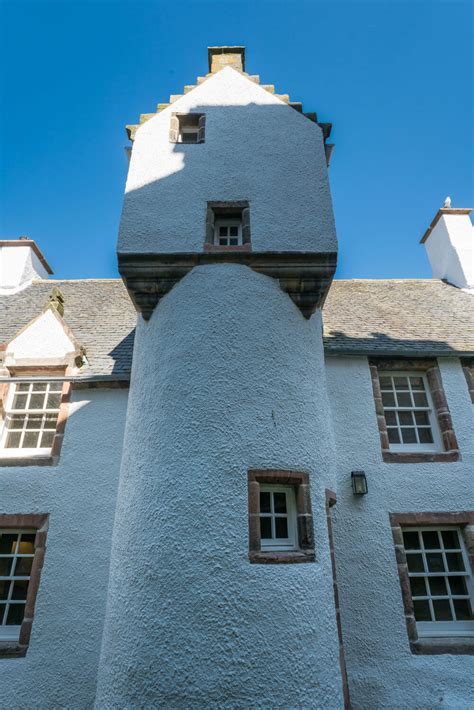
5;308;80;367
0;387;127;710
96;265;343;709
326;355;474;710
425;213;474;292
0;245;49;294
119;67;337;255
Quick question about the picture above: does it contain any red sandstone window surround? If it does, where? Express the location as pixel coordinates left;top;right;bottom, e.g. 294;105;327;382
0;514;49;658
248;470;315;563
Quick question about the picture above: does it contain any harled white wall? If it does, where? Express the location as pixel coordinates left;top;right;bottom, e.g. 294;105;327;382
0;246;49;294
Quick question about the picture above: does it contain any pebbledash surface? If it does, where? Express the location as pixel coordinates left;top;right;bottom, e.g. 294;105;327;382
0;46;473;710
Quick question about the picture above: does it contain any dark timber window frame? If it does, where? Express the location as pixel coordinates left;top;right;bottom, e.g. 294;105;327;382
248;470;315;564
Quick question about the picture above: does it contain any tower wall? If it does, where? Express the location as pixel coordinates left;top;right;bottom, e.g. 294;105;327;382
95;264;343;708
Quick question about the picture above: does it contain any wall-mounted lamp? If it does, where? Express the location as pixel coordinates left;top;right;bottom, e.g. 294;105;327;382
351;470;368;495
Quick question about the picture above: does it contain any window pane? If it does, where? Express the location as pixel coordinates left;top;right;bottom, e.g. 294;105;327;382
396;392;412;407
385;411;397;425
32;383;47;392
413;599;432;621
422;530;440;549
381;392;395;407
453;599;473;621
14;556;33;576
0;558;13;576
260;492;271;513
398;411;414;426
418;428;434;444
441;530;459;549
25;415;43;430
260;517;272;539
387;428;400;444
409;577;426;596
17;383;30;392
219;227;227;236
12;394;28;409
446;553;465;572
46;393;61;409
23;431;40;448
433;599;452;621
393;377;409;390
11;580;29;601
229;226;238;237
379;376;392;389
448;576;468;596
229;238;238;246
0;534;18;554
29;393;46;409
5;431;22;448
40;431;55;448
403;531;420;550
407;554;424;572
409;377;424;390
426;553;445;573
19;534;35;547
6;604;25;625
219;238;227;246
428;577;448;596
413;392;428;407
414;411;430;426
273;493;287;514
0;581;11;600
0;604;6;625
401;428;417;444
44;414;58;429
275;517;288;539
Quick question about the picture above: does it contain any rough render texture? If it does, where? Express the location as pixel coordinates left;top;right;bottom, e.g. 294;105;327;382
0;388;127;709
325;356;474;710
0;245;49;294
95;265;344;709
118;67;337;255
5;308;79;367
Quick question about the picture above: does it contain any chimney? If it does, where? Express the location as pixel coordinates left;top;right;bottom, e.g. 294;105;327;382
208;46;245;74
420;199;474;292
0;237;53;293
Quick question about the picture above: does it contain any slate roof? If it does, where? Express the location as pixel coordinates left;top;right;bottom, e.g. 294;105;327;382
1;277;472;380
0;279;136;378
323;279;474;356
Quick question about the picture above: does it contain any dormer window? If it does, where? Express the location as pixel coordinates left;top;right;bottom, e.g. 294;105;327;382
215;218;242;246
169;113;205;144
205;201;251;251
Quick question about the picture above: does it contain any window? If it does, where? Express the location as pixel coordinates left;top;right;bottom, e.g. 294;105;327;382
248;470;314;563
214;218;242;247
0;514;48;657
369;360;460;463
205;201;251;251
461;359;474;403
169;113;205;144
390;512;474;655
259;486;297;551
1;381;62;454
379;372;440;451
403;527;474;638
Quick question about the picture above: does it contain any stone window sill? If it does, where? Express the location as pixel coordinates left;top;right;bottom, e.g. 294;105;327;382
203;243;251;253
249;550;315;564
0;455;56;467
410;637;474;655
0;642;28;658
382;451;460;464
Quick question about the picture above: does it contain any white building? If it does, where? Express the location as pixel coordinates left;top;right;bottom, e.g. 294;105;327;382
1;47;473;709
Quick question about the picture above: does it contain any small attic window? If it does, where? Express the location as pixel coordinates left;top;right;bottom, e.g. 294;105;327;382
170;113;205;144
205;202;251;252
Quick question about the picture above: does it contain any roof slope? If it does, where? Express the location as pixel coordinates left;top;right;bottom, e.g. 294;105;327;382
323;280;474;356
0;280;136;377
0;278;472;379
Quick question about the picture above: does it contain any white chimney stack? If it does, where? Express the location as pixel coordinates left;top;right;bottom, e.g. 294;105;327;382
0;238;53;294
421;200;474;292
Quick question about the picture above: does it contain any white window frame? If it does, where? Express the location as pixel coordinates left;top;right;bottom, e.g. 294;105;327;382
214;218;243;247
380;371;441;452
259;485;298;552
0;381;62;458
178;126;199;143
403;526;474;638
0;529;35;641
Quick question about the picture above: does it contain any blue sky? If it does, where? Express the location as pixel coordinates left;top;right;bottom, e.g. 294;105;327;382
0;0;472;280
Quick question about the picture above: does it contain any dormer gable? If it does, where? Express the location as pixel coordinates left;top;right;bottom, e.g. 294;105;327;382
4;304;83;369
